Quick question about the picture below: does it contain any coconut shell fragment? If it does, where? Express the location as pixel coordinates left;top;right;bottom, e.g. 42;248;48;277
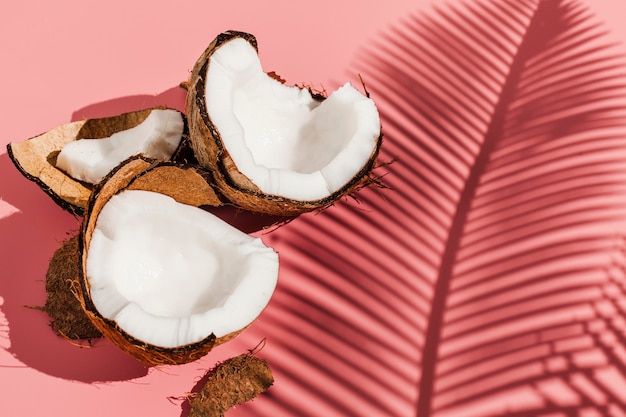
6;107;191;215
41;235;102;340
188;353;274;417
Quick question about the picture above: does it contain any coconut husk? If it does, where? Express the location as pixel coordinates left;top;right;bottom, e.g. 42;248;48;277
185;30;383;216
75;155;235;366
6;107;192;216
188;353;274;417
40;235;102;340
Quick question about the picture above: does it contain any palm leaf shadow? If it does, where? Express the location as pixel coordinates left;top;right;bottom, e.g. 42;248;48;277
251;0;626;416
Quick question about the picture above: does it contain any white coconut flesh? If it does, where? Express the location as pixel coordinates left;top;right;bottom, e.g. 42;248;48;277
86;189;279;348
205;38;381;201
56;109;184;184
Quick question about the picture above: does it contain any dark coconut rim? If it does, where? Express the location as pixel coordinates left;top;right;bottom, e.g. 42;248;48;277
76;155;234;366
6;107;192;216
187;30;383;216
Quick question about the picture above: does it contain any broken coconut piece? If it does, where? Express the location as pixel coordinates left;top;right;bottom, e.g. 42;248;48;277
188;353;274;417
41;235;102;340
56;108;184;184
186;30;382;215
6;108;189;215
76;156;278;365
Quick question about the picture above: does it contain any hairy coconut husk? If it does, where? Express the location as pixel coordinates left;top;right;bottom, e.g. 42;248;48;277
41;235;102;340
188;353;274;417
6;107;192;216
185;30;382;216
76;155;234;366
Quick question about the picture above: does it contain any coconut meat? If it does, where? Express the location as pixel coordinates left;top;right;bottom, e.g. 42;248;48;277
205;38;381;201
86;189;278;348
56;109;184;184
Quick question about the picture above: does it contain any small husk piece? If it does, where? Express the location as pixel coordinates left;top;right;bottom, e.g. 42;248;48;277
189;353;274;417
76;156;279;366
41;235;102;340
186;30;383;216
6;107;190;215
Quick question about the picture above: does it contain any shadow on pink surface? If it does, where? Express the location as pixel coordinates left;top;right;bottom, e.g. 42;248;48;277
0;86;195;382
340;0;626;415
70;85;187;121
0;152;148;381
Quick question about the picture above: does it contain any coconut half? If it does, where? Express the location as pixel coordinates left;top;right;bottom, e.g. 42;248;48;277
187;30;382;215
6;108;190;215
77;157;278;365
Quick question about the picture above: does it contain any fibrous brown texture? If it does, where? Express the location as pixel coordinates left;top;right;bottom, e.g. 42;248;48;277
189;353;274;417
6;107;191;215
75;156;233;366
42;235;102;340
185;30;382;216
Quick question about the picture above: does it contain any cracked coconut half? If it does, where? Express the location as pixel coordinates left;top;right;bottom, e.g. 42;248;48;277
76;157;279;365
7;107;189;215
187;30;382;215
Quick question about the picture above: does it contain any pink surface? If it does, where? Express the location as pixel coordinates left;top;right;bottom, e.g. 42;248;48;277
3;1;626;416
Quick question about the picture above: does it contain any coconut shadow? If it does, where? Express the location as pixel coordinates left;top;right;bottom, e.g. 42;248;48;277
70;85;187;121
0;86;193;382
0;151;149;382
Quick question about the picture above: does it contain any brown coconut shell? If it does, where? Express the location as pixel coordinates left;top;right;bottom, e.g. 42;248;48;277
188;352;274;417
186;30;383;216
41;235;102;340
6;107;193;216
75;155;237;366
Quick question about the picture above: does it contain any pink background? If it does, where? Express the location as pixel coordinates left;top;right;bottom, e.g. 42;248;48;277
3;1;626;416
